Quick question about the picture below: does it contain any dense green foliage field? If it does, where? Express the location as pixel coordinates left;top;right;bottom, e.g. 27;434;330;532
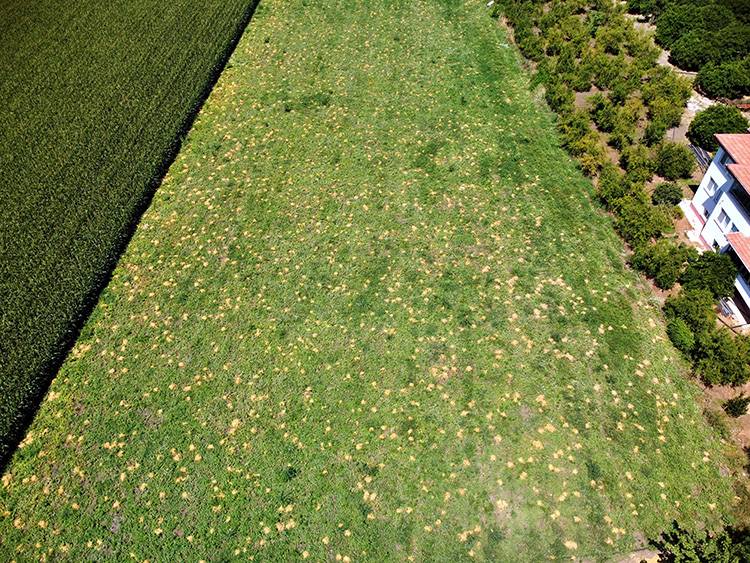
0;0;257;458
0;0;737;560
627;0;750;99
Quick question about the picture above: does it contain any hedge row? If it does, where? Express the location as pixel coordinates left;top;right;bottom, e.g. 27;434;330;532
493;0;747;387
649;521;750;562
627;0;750;99
0;0;259;461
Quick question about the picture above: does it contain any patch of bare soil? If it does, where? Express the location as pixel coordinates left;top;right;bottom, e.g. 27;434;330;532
673;213;697;248
574;87;601;109
703;381;750;449
614;549;659;563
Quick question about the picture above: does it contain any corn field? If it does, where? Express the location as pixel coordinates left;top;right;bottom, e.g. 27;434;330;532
0;0;258;459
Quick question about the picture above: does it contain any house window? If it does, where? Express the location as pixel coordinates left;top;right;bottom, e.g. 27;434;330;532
720;150;733;166
718;210;731;229
706;178;718;196
731;223;740;233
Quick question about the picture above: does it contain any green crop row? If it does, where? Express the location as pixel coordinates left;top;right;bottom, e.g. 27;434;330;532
0;0;258;461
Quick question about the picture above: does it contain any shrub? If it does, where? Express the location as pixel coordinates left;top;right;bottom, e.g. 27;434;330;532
614;196;672;246
648;96;684;130
644;120;668;146
652;182;683;206
695;59;750;100
517;28;545;62
642;67;692;108
632;239;697;289
590;92;616;132
687;105;750;151
544;28;566;56
695;328;750;387
558;110;590;149
609;98;643;151
608;119;636;151
545;80;574;113
575;135;606;176
723;394;750;417
656;142;694;180
559;111;606;176
664;288;716;336
627;31;660;69
592;51;624;90
667;317;695;355
681;251;738;298
570;61;595;92
609;73;639;105
597;162;627;208
595;24;627;55
555;44;577;75
621;144;655;184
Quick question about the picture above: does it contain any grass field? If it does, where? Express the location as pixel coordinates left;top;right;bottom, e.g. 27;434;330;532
0;0;257;457
0;0;737;560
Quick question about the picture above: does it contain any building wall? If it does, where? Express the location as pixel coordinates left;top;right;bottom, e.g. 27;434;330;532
689;145;750;325
693;148;750;249
725;274;750;325
692;148;732;219
701;192;750;250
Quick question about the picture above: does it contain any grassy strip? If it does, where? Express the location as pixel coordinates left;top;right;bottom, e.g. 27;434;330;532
0;0;259;459
0;0;736;559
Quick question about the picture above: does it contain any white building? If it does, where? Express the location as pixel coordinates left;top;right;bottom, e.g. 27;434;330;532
683;134;750;324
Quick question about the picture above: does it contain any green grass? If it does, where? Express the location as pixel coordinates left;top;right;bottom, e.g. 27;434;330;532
0;0;737;560
0;0;257;457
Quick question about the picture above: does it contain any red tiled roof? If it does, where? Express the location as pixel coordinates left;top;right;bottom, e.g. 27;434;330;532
716;134;750;165
728;164;750;194
727;232;750;271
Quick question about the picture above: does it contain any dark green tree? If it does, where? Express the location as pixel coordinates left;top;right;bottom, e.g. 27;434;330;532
688;105;750;151
664;288;716;336
621;144;655;183
681;251;738;298
655;5;699;48
652;182;683;206
696;59;750;100
695;329;750;386
669;31;719;72
723;394;750;417
667;317;696;355
632;239;697;289
650;521;736;562
656;142;695;180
